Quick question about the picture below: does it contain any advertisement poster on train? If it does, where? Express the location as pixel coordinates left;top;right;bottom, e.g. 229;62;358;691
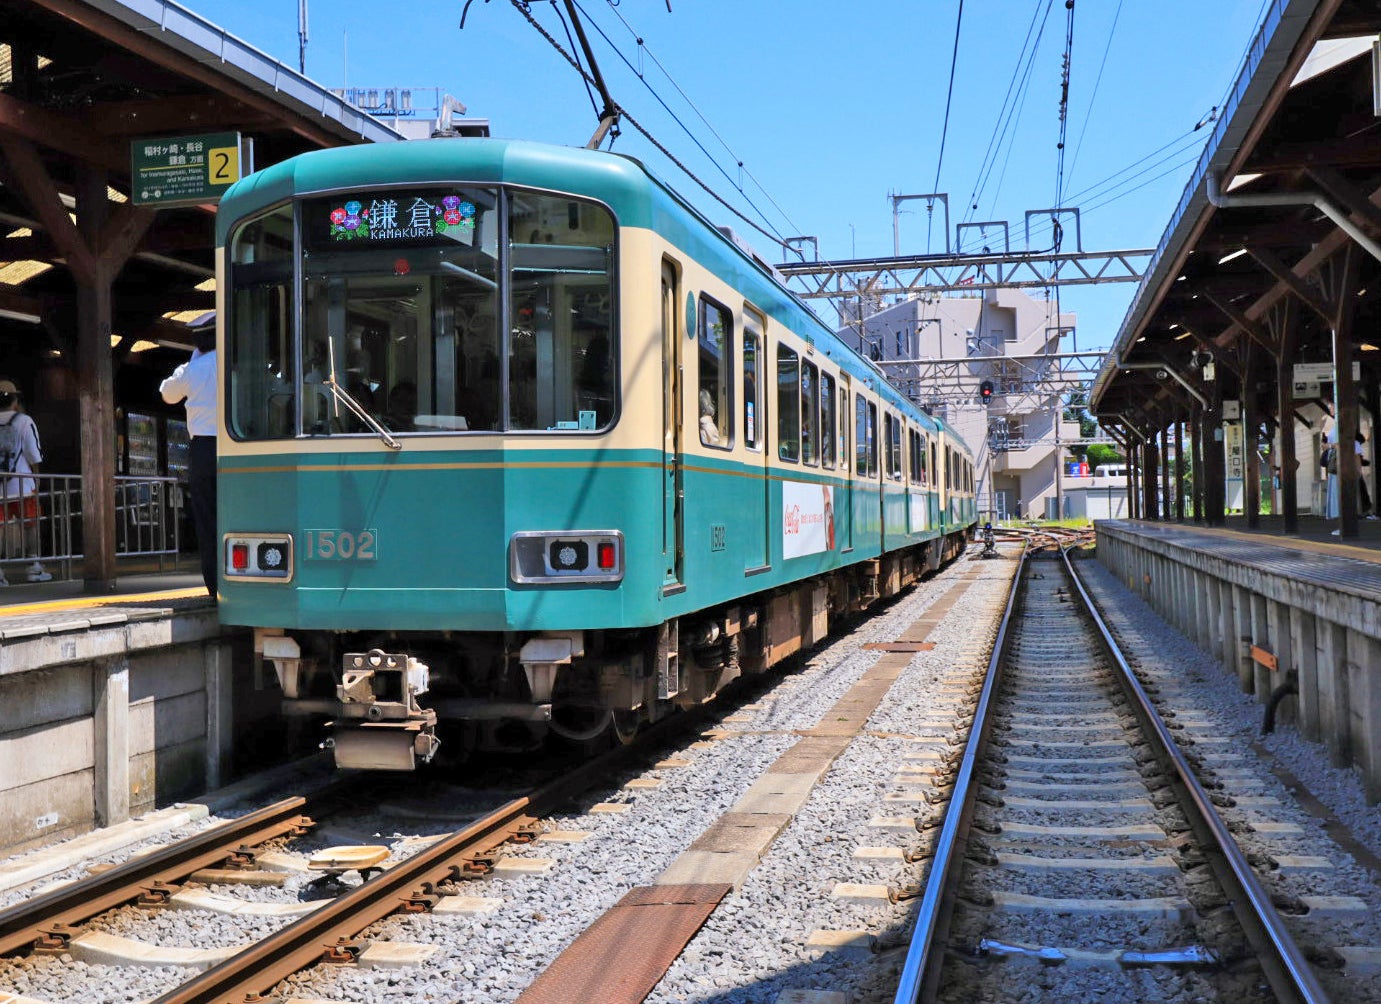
783;482;835;558
909;492;929;532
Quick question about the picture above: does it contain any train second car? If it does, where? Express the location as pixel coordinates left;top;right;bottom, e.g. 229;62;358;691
214;138;977;769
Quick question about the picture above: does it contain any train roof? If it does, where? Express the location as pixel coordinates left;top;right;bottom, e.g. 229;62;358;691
216;137;946;438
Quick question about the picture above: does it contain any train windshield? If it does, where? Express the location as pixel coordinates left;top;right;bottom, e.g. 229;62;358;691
226;187;616;440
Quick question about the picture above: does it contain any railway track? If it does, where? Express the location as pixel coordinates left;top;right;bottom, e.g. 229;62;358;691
892;545;1331;1004
6;539;1374;1003
0;667;759;1003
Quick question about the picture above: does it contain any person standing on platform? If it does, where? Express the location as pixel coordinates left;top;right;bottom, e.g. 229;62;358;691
160;326;218;597
0;377;52;585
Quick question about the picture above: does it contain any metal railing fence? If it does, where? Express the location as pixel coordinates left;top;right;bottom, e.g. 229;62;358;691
1;473;183;582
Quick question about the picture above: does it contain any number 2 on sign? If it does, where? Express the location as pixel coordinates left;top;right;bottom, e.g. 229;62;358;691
304;529;377;560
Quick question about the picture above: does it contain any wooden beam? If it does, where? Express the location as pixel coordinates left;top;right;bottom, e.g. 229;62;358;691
1203;290;1277;357
27;0;351;150
1246;135;1381;175
1248;245;1334;323
0;135;97;280
88;94;276;138
96;202;157;273
0;92;126;169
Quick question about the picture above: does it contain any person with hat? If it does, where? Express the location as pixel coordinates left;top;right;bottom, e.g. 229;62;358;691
160;327;218;597
0;377;53;585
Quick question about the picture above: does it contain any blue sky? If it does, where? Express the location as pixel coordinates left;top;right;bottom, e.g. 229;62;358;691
192;0;1271;349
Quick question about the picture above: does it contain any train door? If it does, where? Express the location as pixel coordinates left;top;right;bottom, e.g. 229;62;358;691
838;376;853;550
661;261;684;588
743;310;769;571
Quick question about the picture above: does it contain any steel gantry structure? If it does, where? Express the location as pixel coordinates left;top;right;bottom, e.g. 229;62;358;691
775;246;1154;302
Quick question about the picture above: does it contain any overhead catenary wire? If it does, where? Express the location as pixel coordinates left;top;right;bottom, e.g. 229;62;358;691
963;0;1056;228
507;0;788;250
1065;0;1123;188
568;0;797;243
926;0;964;254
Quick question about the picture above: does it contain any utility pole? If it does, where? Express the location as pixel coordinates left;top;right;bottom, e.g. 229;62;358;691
297;0;308;74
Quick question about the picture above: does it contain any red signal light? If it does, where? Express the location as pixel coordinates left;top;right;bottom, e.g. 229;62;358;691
231;543;250;570
597;542;616;570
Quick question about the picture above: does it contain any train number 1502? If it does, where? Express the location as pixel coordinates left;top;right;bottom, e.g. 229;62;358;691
303;529;378;561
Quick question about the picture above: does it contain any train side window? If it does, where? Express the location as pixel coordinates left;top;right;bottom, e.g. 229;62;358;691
801;359;819;466
931;440;938;486
919;433;930;486
228;205;294;440
908;430;920;484
839;382;850;472
855;393;877;477
885;413;903;480
743;326;762;451
777;344;800;462
698;297;732;449
509;191;617;432
820;372;836;468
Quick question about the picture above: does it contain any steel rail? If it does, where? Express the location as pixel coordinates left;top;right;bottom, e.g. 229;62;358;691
0;797;312;957
150;704;717;1004
1062;547;1332;1004
152;795;541;1004
891;546;1028;1003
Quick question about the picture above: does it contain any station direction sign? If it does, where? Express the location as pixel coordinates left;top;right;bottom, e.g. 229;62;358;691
131;131;242;206
1292;361;1360;399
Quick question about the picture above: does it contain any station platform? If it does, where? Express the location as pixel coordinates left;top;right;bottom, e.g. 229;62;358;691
1094;518;1381;804
0;562;280;858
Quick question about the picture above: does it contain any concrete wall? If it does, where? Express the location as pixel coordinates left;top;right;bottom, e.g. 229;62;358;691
1096;522;1381;803
0;611;264;855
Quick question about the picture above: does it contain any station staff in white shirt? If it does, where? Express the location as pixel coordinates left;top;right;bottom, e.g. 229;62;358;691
160;325;218;597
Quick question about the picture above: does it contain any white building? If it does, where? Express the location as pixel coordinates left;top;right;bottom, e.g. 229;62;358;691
839;288;1081;520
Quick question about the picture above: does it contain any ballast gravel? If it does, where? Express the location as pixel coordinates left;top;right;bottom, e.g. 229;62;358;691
2;543;1380;1003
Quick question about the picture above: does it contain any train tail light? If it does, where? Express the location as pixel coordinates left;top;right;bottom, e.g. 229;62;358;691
223;533;294;581
510;531;624;583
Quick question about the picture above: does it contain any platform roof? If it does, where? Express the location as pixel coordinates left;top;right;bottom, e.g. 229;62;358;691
0;0;401;354
1090;0;1381;427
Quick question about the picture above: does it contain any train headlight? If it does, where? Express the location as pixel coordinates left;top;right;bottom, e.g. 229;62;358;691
223;533;294;581
510;531;623;584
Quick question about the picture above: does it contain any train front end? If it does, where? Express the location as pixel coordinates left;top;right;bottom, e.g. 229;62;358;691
215;141;661;769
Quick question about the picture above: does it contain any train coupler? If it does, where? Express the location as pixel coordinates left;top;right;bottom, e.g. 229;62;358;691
328;649;440;770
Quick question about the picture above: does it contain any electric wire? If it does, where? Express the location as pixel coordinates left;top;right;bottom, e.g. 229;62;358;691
552;1;602;123
926;0;965;254
964;0;1055;227
594;0;818;253
507;0;786;249
1066;0;1123;188
572;0;801;242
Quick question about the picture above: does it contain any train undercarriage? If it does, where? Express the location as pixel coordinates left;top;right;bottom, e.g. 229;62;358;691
258;531;971;770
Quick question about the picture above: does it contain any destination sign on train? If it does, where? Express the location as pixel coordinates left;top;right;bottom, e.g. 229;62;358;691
306;191;481;247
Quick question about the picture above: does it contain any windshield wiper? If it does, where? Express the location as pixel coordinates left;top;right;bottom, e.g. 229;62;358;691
325;337;401;450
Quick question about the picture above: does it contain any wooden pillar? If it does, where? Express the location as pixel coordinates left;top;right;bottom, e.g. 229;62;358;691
1159;420;1171;521
1143;435;1159;520
0;138;154;592
1191;410;1205;522
1205;385;1226;526
1276;299;1300;532
1331;244;1361;538
1174;418;1185;521
1244;348;1261;528
75;166;118;590
1126;437;1139;518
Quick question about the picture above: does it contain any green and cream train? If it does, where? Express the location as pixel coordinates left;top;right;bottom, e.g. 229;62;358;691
215;138;977;769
